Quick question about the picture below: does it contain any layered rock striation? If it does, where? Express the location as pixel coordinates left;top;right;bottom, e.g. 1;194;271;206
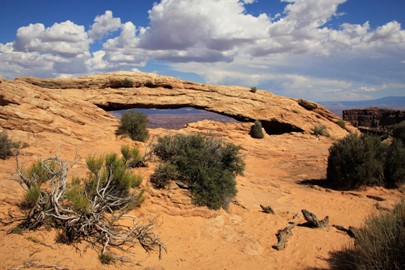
343;108;405;128
1;72;353;142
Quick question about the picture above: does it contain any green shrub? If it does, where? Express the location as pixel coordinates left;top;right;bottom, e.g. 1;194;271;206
0;131;17;159
13;152;160;260
116;111;149;142
393;121;405;144
336;120;346;129
86;153;142;198
24;160;54;186
121;145;142;168
250;120;264;139
108;78;134;88
328;200;405;270
21;186;41;208
152;134;245;209
327;134;385;189
150;162;179;188
85;155;103;176
65;184;90;214
250;87;257;93
311;124;329;137
384;139;405;187
99;253;116;264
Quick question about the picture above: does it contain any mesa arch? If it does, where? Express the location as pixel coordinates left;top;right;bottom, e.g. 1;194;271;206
1;72;353;140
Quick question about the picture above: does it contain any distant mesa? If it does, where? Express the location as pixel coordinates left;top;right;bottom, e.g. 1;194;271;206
343;108;405;128
1;72;354;140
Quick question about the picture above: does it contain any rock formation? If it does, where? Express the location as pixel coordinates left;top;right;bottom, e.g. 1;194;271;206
343;108;405;128
1;72;353;143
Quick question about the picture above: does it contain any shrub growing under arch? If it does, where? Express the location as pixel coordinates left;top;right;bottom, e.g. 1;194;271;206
116;111;149;142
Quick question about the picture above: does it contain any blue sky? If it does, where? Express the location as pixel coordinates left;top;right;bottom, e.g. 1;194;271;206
1;0;405;101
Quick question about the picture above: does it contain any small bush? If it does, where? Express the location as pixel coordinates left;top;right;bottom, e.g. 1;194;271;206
21;186;41;208
108;78;134;88
150;162;179;188
13;152;160;259
329;200;405;270
65;184;90;214
336;120;346;129
116;111;149;142
250;120;264;139
121;145;143;168
384;139;405;187
99;253;116;265
311;124;329;137
250;87;257;93
327;134;385;189
393;121;405;144
0;131;17;159
152;134;245;209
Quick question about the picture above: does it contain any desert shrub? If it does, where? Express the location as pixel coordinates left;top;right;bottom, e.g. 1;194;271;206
99;253;116;265
24;160;54;186
336;120;346;129
250;120;264;139
384;139;405;188
12;153;162;260
116;111;149;142
108;78;134;88
328;200;405;270
150;162;178;188
121;145;143;168
0;131;18;159
65;184;90;214
250;87;257;93
21;186;41;208
85;153;142;199
393;121;405;144
311;124;329;137
152;134;245;209
327;134;385;189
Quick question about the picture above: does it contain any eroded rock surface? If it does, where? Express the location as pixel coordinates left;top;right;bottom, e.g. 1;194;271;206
343;108;405;128
0;71;353;140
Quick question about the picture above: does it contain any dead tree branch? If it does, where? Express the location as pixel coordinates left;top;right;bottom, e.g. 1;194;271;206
12;153;164;260
260;204;275;215
273;223;297;250
301;209;329;228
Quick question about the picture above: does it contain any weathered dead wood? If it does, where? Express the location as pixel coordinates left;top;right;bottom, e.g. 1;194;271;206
375;202;390;211
333;224;358;238
12;154;165;260
301;209;329;228
260;204;275;215
366;195;385;201
272;223;297;250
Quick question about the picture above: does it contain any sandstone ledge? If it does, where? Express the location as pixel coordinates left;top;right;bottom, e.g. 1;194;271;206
1;72;354;141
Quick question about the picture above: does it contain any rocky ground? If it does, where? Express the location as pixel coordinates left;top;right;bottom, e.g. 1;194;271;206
0;73;403;269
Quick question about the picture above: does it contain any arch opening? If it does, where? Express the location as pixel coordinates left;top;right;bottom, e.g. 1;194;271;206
108;106;242;130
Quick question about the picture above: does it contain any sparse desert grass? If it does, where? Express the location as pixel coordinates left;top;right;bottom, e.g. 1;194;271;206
0;130;18;159
336;119;346;129
311;124;329;137
328;200;405;270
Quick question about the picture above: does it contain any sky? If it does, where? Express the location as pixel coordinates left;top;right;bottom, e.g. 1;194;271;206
0;0;405;102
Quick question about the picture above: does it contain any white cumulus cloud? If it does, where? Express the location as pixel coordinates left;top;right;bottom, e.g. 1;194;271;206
88;10;121;41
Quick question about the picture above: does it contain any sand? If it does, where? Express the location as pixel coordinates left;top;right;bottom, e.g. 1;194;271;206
0;121;403;270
